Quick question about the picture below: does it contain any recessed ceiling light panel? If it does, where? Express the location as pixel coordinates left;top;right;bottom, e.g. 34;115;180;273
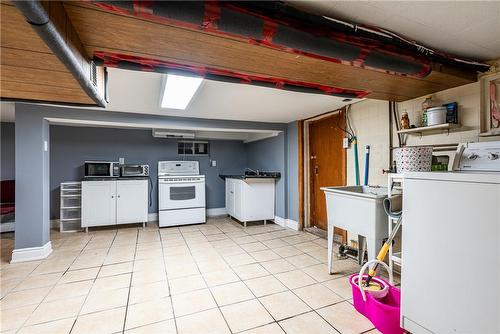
160;74;203;110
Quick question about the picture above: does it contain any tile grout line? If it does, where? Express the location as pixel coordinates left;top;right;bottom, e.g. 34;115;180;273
13;231;96;333
69;229;119;334
177;222;236;334
213;222;283;333
159;227;181;334
120;228;140;334
2;219;373;334
220;220;352;333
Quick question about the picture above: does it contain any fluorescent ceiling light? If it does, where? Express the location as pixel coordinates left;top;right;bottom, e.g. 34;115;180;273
161;74;203;110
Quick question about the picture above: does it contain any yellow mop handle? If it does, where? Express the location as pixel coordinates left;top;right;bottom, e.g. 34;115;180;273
367;243;390;278
364;215;402;286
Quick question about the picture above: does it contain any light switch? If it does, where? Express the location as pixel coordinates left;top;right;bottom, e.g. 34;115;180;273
343;138;350;149
211;160;217;167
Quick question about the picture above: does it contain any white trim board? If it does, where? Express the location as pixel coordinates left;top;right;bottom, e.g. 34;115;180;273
274;216;299;231
11;241;52;263
45;117;281;143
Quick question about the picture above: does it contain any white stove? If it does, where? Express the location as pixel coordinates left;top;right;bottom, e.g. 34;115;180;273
158;161;206;227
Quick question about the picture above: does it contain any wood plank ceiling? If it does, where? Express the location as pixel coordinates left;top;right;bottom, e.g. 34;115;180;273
63;2;476;102
1;1;479;106
0;2;95;105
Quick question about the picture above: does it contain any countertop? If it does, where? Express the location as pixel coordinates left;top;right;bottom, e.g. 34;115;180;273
82;176;150;181
219;172;281;180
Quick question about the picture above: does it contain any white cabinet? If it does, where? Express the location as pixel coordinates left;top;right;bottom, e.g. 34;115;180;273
82;181;116;227
82;180;148;230
225;178;275;228
116;180;148;224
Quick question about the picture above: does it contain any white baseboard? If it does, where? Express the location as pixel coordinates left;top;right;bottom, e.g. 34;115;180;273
207;207;227;217
148;213;158;222
286;219;299;231
274;216;299;231
274;216;286;227
11;241;52;263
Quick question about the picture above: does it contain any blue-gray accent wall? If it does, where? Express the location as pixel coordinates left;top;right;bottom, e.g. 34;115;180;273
14;103;289;249
50;125;247;218
1;122;15;181
245;132;286;218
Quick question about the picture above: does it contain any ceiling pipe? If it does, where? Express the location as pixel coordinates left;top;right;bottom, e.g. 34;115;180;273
13;0;107;107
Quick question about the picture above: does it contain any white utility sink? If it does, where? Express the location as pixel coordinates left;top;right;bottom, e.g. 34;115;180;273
321;186;388;274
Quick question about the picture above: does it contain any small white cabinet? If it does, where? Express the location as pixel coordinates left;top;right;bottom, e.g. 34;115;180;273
116;180;148;224
82;180;148;230
225;178;275;228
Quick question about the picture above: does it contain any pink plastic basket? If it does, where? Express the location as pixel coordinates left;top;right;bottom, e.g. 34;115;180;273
350;260;404;334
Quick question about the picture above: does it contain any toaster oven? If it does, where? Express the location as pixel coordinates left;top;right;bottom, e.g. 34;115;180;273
120;164;150;177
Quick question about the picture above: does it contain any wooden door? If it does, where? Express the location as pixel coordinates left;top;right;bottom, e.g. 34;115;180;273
308;112;347;239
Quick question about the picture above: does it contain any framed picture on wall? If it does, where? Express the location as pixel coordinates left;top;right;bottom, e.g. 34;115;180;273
480;72;500;136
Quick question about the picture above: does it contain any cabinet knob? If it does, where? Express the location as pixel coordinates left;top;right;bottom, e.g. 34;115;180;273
111;195;114;198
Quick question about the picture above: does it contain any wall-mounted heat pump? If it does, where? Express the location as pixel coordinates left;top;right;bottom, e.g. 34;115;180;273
152;129;195;139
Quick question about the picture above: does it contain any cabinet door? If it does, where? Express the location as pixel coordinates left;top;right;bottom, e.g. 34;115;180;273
225;179;235;216
233;180;243;219
116;180;148;224
82;181;116;227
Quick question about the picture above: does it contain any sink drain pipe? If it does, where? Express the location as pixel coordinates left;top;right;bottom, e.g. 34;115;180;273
13;0;107;107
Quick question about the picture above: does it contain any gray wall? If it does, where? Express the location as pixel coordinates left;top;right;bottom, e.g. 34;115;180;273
286;121;299;222
15;109;51;249
50;125;247;218
245;133;286;218
1;122;15;180
14;103;287;249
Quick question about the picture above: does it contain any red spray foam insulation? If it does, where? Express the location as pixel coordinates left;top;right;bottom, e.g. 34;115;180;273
94;51;370;99
90;1;489;97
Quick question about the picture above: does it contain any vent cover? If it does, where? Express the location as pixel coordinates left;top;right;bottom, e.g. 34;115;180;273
90;60;97;86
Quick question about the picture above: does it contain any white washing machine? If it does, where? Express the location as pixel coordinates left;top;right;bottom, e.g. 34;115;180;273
401;141;500;334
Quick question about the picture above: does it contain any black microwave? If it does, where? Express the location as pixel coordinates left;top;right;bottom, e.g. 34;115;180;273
84;161;120;178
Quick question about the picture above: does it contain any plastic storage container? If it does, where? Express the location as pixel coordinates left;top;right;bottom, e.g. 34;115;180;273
426;106;447;126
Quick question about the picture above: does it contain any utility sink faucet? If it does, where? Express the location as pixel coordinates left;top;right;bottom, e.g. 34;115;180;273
245;167;260;175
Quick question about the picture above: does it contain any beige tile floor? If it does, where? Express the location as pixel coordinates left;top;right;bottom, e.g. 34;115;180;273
0;218;383;334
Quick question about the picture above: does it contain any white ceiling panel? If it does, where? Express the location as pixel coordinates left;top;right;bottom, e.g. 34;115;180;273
102;68;359;123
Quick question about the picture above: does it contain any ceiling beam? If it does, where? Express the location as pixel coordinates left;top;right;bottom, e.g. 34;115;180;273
64;2;477;102
13;0;107;106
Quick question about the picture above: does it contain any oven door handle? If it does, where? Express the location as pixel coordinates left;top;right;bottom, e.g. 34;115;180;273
159;180;205;184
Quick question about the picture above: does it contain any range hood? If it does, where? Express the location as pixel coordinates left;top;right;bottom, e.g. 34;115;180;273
152;129;195;139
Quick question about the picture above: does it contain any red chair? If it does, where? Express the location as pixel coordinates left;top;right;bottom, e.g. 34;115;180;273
0;180;15;216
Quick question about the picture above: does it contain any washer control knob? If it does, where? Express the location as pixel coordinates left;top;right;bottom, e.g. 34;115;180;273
488;152;499;160
468;153;478;160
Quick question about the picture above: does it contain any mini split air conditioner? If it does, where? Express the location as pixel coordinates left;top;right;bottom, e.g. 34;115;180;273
152;129;195;139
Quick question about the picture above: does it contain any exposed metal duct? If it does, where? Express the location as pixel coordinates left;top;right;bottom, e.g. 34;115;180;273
13;0;107;107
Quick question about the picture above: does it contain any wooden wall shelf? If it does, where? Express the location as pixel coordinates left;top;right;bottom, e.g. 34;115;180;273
397;123;461;136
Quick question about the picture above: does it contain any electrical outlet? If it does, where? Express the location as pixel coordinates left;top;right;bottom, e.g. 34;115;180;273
119;157;125;164
343;137;350;149
211;160;217;167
